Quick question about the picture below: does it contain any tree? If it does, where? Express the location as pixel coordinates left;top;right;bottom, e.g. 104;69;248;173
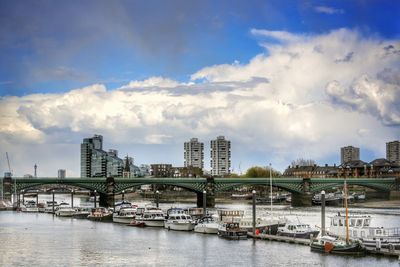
244;166;280;178
290;158;316;167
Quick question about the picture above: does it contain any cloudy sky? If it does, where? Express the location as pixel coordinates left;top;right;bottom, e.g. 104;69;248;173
1;0;399;177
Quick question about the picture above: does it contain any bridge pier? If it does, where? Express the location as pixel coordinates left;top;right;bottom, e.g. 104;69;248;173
2;175;13;202
99;177;115;208
291;193;312;207
196;192;215;208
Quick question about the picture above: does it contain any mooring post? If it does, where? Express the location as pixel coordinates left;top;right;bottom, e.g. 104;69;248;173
94;190;97;208
321;190;326;236
252;190;256;236
122;190;125;201
71;190;74;208
155;190;159;208
36;190;39;205
22;190;25;205
203;190;207;216
52;190;55;214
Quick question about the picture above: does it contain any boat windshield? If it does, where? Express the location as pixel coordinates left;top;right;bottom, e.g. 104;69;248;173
364;219;370;227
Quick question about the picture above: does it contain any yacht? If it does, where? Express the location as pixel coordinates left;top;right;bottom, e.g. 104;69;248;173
72;207;90;219
114;201;134;213
44;201;59;213
113;206;137;224
22;201;39;212
277;222;319;239
328;213;400;250
55;202;76;217
164;208;195;231
312;192;342;206
87;207;113;222
194;216;219;234
135;207;165;227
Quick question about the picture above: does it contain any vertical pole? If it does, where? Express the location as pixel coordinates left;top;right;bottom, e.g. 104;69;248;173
36;190;39;205
94;190;97;208
252;190;256;236
52;190;55;214
344;177;349;244
155;190;159;208
22;190;25;205
0;178;3;201
321;190;326;236
17;192;20;208
122;190;125;201
71;190;74;208
269;163;273;213
203;190;207;217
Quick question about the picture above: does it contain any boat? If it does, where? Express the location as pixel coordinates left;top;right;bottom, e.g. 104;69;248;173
310;235;365;255
55;202;76;217
277;222;319;239
231;193;253;200
127;219;146;227
328;213;400;250
114;201;134;213
87;207;113;222
194;216;219;234
22;200;39;212
218;222;248;240
72;207;90;219
164;208;195;231
135;207;165;227
44;201;59;213
312;192;342;206
239;216;286;235
113;206;137;224
37;202;47;212
310;177;366;256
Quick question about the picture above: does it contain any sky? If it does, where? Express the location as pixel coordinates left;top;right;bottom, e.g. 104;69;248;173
0;0;399;177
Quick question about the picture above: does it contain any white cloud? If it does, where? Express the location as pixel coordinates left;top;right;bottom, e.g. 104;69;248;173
314;6;344;15
1;28;399;176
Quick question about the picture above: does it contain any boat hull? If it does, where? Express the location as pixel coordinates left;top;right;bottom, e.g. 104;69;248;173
113;215;135;224
218;230;248;240
310;242;365;256
278;230;320;239
56;210;75;217
87;214;113;222
194;225;219;234
140;219;165;227
164;222;195;231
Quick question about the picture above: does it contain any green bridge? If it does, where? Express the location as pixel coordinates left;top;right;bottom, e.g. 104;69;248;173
2;176;399;207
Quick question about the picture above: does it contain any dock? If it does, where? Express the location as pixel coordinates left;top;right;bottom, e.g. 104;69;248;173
248;233;311;246
248;233;400;258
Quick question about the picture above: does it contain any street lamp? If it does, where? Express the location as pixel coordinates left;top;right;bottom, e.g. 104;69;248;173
122;190;125;201
155;190;160;208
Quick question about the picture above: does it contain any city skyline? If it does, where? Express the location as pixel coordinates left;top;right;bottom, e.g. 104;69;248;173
1;1;400;176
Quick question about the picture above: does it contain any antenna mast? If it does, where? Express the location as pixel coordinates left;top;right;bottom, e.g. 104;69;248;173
6;152;12;174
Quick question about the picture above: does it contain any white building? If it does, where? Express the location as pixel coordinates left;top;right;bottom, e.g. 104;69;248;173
386;140;400;165
340;146;360;164
210;136;231;176
184;138;204;169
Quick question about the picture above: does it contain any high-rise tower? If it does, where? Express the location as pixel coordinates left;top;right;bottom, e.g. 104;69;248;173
184;138;204;169
210;136;231;176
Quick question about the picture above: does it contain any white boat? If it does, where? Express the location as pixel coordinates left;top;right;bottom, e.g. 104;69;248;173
114;201;134;213
55;202;76;217
194;216;219;234
44;201;59;213
328;213;400;249
22;201;39;212
164;208;195;231
136;207;165;227
113;207;137;224
277;222;319;239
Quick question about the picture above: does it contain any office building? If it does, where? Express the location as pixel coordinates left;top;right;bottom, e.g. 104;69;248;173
58;169;66;179
210;136;231;176
184;138;204;169
80;135;123;178
386;140;400;165
340;146;360;164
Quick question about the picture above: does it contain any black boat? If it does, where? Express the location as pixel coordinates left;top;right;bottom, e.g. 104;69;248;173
218;222;248;240
310;236;366;256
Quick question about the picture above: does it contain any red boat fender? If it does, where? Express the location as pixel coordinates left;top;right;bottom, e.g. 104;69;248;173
324;242;334;253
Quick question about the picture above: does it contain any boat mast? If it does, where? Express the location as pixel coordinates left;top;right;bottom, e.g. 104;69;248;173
344;175;349;244
269;163;272;213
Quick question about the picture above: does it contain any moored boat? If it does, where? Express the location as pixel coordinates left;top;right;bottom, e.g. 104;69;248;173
218;222;248;240
22;201;39;212
87;207;113;222
55;202;76;217
72;207;90;219
113;206;137;224
239;216;286;235
194;216;219;234
277;222;319;239
135;207;165;227
164;208;195;231
310;235;365;256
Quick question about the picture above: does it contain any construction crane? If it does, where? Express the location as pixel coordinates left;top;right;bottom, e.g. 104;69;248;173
6;152;12;176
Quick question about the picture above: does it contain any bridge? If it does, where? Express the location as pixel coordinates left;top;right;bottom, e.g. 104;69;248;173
1;176;399;207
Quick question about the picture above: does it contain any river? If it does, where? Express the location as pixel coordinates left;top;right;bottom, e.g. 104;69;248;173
0;195;399;266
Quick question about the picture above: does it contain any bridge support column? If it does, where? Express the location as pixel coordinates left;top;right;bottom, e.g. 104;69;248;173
99;177;115;208
391;178;400;200
365;190;390;200
2;175;13;202
291;178;312;207
196;177;215;208
291;193;312;207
